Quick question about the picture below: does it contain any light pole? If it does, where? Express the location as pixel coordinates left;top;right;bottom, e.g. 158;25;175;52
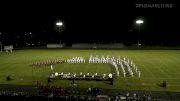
0;32;2;53
56;21;63;44
136;19;144;48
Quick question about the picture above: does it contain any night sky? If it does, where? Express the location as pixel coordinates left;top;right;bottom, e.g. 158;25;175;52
0;1;179;46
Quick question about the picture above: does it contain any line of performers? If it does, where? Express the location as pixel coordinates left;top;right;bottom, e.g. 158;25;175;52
48;72;113;82
32;59;64;67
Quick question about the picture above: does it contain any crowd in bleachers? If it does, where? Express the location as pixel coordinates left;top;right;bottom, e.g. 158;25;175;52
0;88;154;101
1;83;179;100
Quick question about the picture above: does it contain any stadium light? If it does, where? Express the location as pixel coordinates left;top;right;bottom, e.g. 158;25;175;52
136;19;144;48
136;20;144;24
56;21;63;44
56;21;63;26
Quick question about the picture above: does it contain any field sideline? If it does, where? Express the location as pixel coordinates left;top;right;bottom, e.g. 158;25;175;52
0;49;180;92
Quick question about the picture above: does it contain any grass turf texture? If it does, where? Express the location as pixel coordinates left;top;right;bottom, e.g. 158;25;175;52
0;49;180;92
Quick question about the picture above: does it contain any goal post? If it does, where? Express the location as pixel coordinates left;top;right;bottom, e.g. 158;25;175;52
4;45;13;53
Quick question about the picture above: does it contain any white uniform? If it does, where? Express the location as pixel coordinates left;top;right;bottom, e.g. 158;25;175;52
109;73;112;78
55;72;58;76
103;74;106;79
95;73;97;76
135;67;138;73
138;71;141;78
124;72;126;77
51;65;53;71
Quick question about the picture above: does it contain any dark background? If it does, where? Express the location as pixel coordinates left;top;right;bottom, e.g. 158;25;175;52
0;1;179;47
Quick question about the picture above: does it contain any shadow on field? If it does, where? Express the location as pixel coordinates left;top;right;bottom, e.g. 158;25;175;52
157;81;167;88
6;75;15;81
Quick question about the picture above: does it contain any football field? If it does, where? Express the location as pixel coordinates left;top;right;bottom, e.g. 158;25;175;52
0;49;180;92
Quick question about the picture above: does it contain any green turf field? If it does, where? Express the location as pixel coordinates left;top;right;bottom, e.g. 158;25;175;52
0;49;180;92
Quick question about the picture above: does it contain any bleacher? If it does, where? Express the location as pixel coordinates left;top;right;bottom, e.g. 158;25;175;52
72;43;124;49
0;84;180;100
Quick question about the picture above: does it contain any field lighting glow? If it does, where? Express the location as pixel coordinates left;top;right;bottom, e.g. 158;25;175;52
56;22;63;26
136;20;144;24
